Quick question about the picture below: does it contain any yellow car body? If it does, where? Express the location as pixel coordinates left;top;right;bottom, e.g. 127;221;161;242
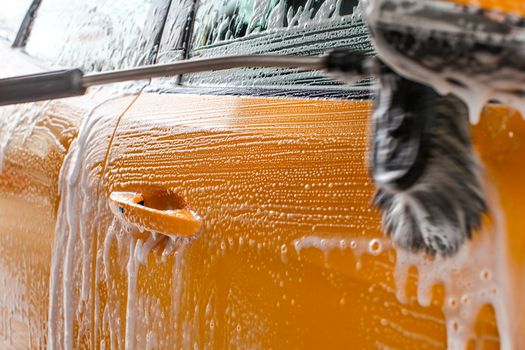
1;0;524;349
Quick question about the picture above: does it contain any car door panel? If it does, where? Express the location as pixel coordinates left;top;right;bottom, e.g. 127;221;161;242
101;93;410;349
96;92;525;349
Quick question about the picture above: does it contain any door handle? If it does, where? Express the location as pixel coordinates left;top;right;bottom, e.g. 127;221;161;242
109;191;202;237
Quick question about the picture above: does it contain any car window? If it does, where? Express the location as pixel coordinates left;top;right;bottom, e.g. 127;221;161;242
169;0;372;91
192;0;357;48
0;0;33;41
24;0;171;72
157;0;196;63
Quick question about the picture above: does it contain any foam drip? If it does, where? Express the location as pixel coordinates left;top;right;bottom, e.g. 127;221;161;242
293;183;515;348
100;213;193;349
395;175;517;349
293;235;391;267
125;238;139;350
48;103;109;350
48;89;142;349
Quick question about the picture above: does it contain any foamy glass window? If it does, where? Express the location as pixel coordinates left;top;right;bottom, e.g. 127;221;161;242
24;0;169;72
191;0;359;49
179;0;369;89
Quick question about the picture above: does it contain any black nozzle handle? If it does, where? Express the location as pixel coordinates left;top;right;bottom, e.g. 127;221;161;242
323;49;377;84
0;69;86;107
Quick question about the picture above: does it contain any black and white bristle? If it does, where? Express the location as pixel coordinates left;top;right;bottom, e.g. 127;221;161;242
370;65;488;257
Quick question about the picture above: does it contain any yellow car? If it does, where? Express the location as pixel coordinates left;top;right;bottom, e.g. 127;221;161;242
0;0;524;349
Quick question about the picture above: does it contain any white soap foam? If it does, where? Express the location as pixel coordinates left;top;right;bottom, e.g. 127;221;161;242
48;89;142;350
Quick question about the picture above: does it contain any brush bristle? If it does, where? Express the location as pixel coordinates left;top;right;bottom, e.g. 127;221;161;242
373;95;487;257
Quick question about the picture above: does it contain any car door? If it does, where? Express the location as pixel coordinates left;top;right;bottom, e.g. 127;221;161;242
0;0;173;348
95;0;524;349
2;0;524;349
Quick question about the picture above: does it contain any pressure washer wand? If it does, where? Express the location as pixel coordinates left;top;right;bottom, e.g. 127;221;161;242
0;51;368;106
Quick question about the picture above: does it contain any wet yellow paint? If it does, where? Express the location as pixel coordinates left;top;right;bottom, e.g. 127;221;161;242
96;94;523;349
1;89;525;348
449;0;525;16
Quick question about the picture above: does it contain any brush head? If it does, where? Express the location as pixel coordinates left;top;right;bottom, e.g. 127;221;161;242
370;63;434;191
371;70;487;256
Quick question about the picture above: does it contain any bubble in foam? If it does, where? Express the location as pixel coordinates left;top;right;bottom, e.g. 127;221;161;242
480;269;491;281
280;244;288;264
368;238;382;255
